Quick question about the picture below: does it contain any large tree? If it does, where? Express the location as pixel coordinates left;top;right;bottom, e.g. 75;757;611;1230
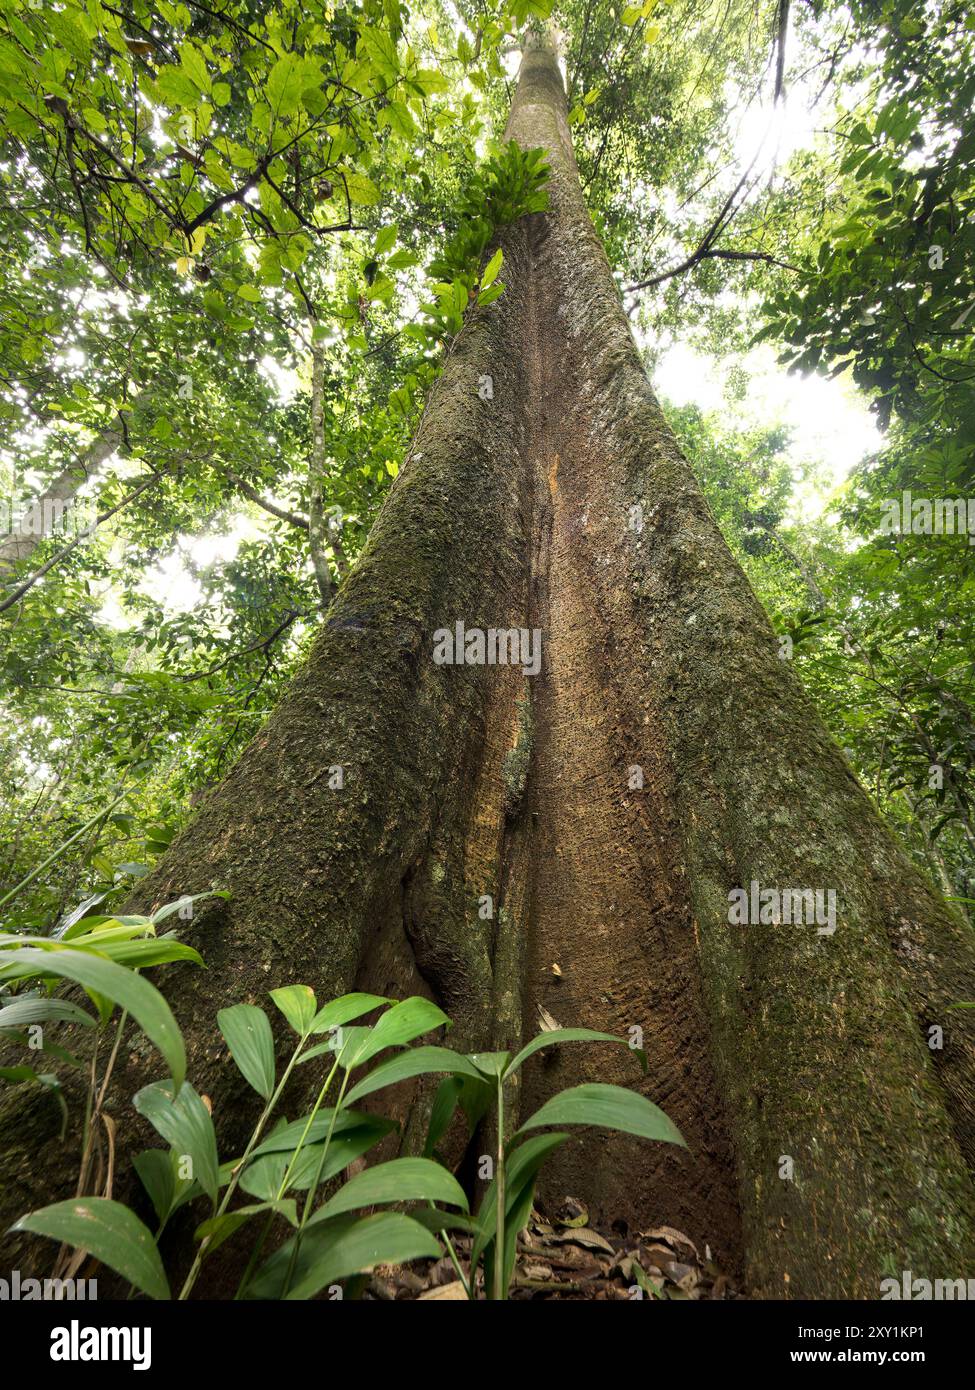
2;23;975;1300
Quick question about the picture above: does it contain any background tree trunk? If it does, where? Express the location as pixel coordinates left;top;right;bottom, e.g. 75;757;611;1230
2;35;974;1299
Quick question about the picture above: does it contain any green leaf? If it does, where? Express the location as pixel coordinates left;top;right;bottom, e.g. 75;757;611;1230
374;224;398;257
248;1108;394;1158
516;1083;686;1146
194;1199;297;1257
308;992;389;1034
346;996;449;1067
344;1044;484;1105
407;1206;480;1236
270;984;317;1037
133;1149;177;1225
93;938;204;970
150;889;228;926
266;53;304;118
505;1028;647;1078
133;1081;220;1202
484;1170;535;1299
311;1157;469;1223
344;170;380;206
471;1131;569;1274
246;1211;440;1300
0;995;97;1030
240;1125;390;1200
218;1003;276;1099
468;1050;509;1077
0;947;186;1088
480;247;503;289
477;282;504;307
13;1199;169;1300
424;1075;464;1157
155;65;200;108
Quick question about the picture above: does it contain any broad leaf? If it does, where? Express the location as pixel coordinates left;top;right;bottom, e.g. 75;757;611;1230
13;1198;169;1300
270;984;317;1036
505;1028;647;1077
0;995;96;1030
311;1157;468;1223
308;992;390;1034
344;1044;484;1105
218;1003;276;1099
133;1081;220;1202
239;1127;390;1200
246;1211;440;1300
194;1199;297;1257
0;947;186;1087
516;1083;686;1146
345;997;449;1067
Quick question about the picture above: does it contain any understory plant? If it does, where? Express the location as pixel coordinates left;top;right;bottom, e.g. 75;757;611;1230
7;959;685;1300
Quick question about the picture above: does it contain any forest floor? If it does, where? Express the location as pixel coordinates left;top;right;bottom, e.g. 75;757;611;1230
367;1199;741;1300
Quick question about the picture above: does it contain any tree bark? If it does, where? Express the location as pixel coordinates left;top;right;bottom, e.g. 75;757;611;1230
2;35;974;1299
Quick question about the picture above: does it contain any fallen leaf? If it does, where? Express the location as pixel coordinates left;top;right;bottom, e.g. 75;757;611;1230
551;1227;616;1255
641;1224;699;1258
418;1280;469;1300
536;1003;562;1031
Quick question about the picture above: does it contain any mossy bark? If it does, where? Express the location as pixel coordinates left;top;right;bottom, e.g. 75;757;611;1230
2;35;974;1300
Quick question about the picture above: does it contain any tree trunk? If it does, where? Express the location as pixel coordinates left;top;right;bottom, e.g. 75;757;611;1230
3;35;974;1299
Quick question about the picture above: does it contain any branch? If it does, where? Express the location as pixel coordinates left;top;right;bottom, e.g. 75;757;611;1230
626;246;799;293
178;608;306;681
226;471;309;529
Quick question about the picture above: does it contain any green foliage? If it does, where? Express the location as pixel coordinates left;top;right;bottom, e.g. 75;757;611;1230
420;141;549;341
0;891;226;1096
8;963;680;1300
13;1197;171;1301
759;3;975;434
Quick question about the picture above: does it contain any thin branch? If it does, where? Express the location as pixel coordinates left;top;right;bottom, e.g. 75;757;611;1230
226;471;309;529
178;608;306;681
626;246;799;293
